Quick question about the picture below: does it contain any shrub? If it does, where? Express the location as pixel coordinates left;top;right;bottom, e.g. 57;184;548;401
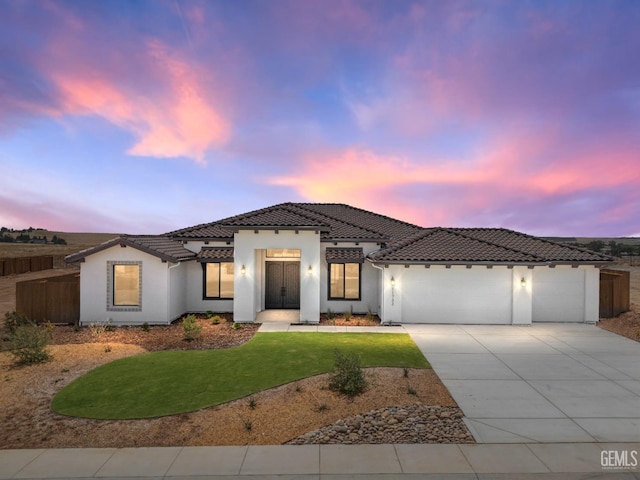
206;310;214;319
326;309;335;320
141;322;150;332
182;315;202;341
4;311;30;334
407;385;417;395
328;349;367;398
316;403;330;412
10;323;51;364
232;322;242;330
211;315;221;325
88;321;112;339
343;310;351;322
248;396;257;409
366;309;374;322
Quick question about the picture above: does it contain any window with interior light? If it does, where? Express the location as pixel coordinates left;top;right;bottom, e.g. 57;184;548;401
203;262;234;299
329;263;360;300
107;261;142;311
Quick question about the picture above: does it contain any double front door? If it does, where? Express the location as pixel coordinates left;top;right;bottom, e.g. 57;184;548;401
265;261;300;309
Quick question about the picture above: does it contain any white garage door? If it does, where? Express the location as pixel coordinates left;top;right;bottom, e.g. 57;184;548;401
533;268;585;322
401;267;512;324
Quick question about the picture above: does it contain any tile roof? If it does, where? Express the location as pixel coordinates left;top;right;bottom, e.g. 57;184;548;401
325;247;365;263
65;236;196;263
166;202;421;242
196;247;234;262
368;228;612;265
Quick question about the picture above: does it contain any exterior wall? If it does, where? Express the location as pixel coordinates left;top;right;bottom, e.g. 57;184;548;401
168;262;187;321
321;242;380;315
233;230;321;323
78;245;170;325
532;265;589;322
512;266;533;325
398;265;513;324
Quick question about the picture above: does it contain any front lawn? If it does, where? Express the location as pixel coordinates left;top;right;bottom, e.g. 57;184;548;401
52;332;429;419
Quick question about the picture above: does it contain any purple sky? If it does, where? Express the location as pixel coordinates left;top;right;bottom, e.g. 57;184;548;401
1;0;639;236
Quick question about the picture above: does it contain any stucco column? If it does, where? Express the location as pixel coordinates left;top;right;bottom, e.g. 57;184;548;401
380;266;402;324
584;266;600;323
512;266;533;325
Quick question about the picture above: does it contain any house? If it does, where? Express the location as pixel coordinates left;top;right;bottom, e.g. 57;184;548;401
65;202;611;326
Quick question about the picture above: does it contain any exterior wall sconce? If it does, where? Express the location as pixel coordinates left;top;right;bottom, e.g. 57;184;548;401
241;265;246;275
307;265;313;275
390;276;395;287
520;277;526;287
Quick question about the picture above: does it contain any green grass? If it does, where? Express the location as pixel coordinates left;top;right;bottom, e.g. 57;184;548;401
52;332;429;419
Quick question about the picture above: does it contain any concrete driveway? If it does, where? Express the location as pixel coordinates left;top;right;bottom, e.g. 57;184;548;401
405;323;640;443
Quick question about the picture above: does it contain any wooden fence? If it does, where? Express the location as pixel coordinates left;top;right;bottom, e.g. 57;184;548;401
0;255;76;277
600;269;630;318
16;273;80;324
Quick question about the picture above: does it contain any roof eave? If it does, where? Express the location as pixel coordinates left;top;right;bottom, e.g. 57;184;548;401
221;225;331;232
367;259;612;267
64;237;196;264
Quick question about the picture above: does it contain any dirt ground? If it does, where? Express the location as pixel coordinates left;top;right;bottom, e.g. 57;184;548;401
1;265;638;449
0;319;454;449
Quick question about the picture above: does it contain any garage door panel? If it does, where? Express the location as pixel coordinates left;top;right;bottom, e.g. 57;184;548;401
401;268;512;324
533;268;584;322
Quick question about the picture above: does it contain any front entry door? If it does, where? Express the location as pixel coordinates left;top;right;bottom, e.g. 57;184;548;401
265;262;300;309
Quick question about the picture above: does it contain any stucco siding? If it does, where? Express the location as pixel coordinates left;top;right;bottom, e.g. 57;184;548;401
79;245;170;325
185;257;234;313
168;262;187;321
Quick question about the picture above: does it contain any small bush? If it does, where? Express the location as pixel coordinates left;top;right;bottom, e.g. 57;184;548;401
182;315;202;341
89;321;111;339
403;367;410;378
211;315;221;325
407;385;417;395
244;419;252;431
141;322;150;332
10;323;51;365
4;311;30;334
104;344;112;353
343;310;351;322
248;396;257;409
326;309;335;320
329;349;367;398
206;310;214;319
365;309;374;322
316;403;330;412
232;322;242;330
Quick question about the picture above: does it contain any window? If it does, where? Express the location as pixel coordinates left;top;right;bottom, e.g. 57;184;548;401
107;261;142;311
266;248;300;258
203;262;234;299
329;263;360;300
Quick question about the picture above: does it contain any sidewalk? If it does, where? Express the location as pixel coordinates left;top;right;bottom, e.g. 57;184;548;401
2;443;639;478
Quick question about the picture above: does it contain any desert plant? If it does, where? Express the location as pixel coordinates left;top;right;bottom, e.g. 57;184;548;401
182;315;202;341
211;315;221;325
10;323;51;365
326;309;335;320
104;344;112;353
232;322;242;330
329;349;367;398
365;309;374;322
88;321;111;339
141;322;150;332
206;310;214;319
343;310;351;322
248;396;257;409
407;385;417;395
316;403;330;412
4;311;30;334
403;367;410;378
244;419;252;431
295;384;303;393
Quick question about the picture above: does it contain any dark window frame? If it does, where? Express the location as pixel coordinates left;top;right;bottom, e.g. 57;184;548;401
201;262;234;300
327;262;361;301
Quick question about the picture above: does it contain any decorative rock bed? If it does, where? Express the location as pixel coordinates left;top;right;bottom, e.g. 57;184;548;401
286;405;475;444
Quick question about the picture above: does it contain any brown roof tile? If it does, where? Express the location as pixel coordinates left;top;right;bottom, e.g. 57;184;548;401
65;236;196;263
197;247;234;262
326;247;365;263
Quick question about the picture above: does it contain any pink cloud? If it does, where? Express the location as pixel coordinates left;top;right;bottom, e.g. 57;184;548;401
47;39;230;162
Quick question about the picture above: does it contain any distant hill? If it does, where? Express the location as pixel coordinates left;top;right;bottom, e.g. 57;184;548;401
0;230;120;258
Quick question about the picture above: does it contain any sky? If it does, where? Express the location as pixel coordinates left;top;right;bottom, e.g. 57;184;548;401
1;0;639;237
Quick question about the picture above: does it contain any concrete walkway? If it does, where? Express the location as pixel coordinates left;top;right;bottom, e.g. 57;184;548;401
2;443;639;478
404;323;640;444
